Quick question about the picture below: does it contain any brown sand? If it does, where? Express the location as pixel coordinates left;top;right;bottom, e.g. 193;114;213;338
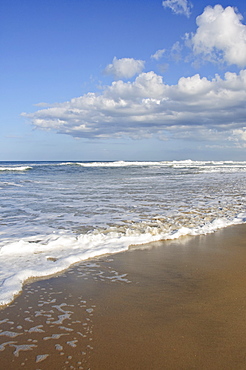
0;224;246;369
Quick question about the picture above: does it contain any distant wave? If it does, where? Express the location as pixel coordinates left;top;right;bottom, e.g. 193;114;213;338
58;160;246;171
1;161;245;173
0;166;32;172
60;160;192;167
59;161;162;167
75;161;165;167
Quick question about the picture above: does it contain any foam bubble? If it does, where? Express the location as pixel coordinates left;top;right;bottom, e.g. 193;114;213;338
36;354;49;363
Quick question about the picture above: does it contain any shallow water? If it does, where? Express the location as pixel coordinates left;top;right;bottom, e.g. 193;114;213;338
0;160;246;305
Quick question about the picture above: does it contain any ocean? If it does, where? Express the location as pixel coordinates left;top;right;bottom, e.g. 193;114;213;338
0;160;245;306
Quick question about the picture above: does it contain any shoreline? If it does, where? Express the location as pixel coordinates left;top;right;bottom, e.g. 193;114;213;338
0;224;246;369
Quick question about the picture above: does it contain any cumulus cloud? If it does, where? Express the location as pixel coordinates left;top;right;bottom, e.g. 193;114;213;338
191;5;246;67
104;57;145;79
151;49;165;60
162;0;193;18
22;70;246;144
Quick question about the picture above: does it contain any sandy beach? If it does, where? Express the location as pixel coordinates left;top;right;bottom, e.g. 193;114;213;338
1;224;246;369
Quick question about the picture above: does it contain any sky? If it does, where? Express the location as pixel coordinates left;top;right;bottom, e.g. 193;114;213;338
1;0;246;161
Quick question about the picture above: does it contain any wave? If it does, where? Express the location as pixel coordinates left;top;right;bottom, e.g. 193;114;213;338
0;166;32;172
57;160;246;173
0;182;24;188
59;159;246;167
2;161;246;171
0;212;245;307
77;161;165;167
59;161;164;167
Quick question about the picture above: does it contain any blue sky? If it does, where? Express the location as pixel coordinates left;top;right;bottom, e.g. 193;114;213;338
1;0;246;161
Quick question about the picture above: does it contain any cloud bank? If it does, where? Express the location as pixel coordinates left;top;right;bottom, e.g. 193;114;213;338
23;70;246;145
162;0;193;18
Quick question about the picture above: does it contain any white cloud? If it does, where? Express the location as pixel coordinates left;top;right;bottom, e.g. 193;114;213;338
162;0;193;18
171;41;183;61
22;70;246;145
104;57;145;79
191;5;246;67
151;49;165;60
231;128;246;148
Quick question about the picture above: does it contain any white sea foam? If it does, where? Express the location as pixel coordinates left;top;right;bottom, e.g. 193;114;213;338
36;354;49;363
75;161;165;167
0;213;245;307
28;325;45;333
11;344;37;357
58;160;246;170
0;331;21;338
0;160;245;307
0;166;32;171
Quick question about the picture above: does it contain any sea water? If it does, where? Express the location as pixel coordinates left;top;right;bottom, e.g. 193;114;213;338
0;160;245;306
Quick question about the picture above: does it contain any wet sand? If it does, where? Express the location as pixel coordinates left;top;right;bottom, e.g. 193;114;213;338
0;224;246;369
